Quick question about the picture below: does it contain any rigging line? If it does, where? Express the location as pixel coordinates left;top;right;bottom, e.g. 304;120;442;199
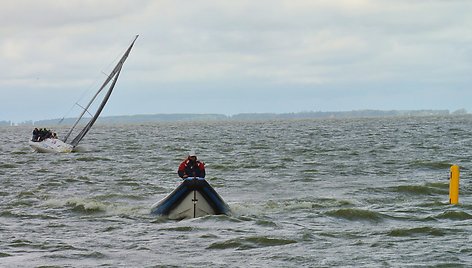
75;102;94;117
58;39;127;126
57;77;102;125
64;35;138;144
70;63;124;146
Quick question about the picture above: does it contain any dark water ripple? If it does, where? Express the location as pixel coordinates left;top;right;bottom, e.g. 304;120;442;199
2;116;472;266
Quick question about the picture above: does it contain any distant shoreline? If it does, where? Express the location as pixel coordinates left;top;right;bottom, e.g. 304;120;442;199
1;109;468;126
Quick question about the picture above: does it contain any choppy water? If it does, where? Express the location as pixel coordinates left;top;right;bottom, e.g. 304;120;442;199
2;116;472;267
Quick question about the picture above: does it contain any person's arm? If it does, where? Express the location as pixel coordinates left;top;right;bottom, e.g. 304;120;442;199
178;161;188;178
199;162;206;178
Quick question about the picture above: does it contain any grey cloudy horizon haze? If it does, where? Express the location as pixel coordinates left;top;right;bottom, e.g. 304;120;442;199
1;0;472;123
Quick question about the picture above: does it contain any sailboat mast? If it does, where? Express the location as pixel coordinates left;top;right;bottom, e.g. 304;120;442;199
62;35;138;143
70;65;123;147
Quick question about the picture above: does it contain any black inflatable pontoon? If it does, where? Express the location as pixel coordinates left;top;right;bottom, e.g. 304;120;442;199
151;177;230;220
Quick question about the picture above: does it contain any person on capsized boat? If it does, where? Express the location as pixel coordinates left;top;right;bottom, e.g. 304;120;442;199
178;150;206;179
32;128;39;142
33;128;53;141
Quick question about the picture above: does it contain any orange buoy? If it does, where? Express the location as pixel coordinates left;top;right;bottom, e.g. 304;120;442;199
449;165;460;204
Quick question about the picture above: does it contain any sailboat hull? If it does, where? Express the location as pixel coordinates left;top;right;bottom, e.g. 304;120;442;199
29;139;74;153
151;178;231;220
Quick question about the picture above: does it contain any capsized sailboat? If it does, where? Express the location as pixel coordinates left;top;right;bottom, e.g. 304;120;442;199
151;177;231;220
29;35;138;153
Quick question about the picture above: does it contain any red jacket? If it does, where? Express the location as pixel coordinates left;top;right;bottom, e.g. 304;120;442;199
178;158;206;178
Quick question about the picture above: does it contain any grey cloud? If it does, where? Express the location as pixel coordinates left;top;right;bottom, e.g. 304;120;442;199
1;0;472;122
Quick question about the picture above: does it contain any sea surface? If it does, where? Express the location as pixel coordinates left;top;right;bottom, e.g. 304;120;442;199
1;116;472;267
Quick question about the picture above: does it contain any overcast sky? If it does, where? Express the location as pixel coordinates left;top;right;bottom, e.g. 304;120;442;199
1;0;472;122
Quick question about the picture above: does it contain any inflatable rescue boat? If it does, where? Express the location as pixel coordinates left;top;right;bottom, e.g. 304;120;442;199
151;177;230;220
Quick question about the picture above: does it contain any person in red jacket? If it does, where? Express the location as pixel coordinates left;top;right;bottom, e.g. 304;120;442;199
178;151;206;179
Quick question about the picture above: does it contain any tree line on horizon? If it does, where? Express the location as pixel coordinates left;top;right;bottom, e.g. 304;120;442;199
2;109;468;127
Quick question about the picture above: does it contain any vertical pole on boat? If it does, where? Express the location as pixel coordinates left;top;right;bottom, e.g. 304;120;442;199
449;165;460;205
193;190;197;218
